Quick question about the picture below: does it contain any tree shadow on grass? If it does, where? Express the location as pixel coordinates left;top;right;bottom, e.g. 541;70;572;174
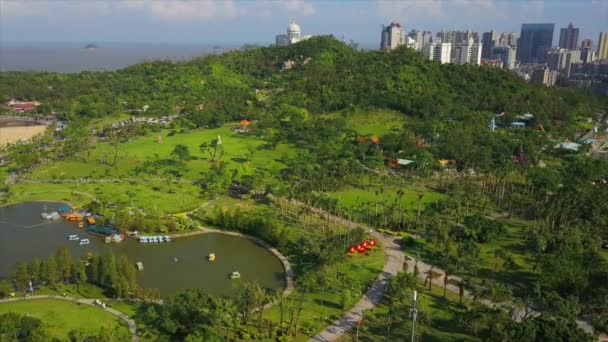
313;298;342;309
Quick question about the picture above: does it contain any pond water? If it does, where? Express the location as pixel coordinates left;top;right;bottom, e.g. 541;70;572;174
0;202;285;297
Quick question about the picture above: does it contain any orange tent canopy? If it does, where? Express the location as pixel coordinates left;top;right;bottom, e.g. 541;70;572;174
239;120;251;126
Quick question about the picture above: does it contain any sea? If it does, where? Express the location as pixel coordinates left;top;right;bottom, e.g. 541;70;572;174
0;42;241;73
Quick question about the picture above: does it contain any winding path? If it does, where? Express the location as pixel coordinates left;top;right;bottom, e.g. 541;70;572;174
298;198;607;342
310;231;403;342
0;295;138;341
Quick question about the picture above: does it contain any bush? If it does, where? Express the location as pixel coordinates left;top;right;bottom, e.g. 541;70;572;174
451;214;505;243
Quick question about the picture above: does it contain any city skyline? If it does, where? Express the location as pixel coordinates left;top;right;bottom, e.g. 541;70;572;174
1;0;606;46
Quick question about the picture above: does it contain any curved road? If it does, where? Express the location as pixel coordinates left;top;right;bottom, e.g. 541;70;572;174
310;231;403;342
0;295;138;341
301;199;607;342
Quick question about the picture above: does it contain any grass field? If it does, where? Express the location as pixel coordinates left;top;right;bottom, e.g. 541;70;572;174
324;108;407;136
8;180;205;215
28;125;292;181
328;186;444;211
0;299;130;339
11;124;294;211
12;125;294;214
353;278;479;342
403;218;537;297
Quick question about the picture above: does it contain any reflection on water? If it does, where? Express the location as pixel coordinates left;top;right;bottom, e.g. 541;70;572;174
0;202;285;296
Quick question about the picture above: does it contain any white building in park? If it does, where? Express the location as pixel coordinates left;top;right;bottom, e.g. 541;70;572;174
276;20;312;46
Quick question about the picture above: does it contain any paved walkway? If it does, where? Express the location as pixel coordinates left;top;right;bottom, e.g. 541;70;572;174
0;295;138;341
294;197;607;342
310;231;403;342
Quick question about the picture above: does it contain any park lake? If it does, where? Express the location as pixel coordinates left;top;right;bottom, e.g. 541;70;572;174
0;202;286;296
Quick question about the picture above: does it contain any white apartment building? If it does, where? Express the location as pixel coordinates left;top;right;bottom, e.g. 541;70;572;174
425;42;452;64
454;38;482;65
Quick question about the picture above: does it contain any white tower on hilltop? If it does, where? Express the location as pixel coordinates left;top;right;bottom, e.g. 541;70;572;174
276;19;312;46
287;20;301;43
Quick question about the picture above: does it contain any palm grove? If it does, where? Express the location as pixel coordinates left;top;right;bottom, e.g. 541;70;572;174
1;36;608;340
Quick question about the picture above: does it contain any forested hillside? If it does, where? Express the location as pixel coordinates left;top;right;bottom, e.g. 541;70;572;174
2;36;608;341
1;36;602;129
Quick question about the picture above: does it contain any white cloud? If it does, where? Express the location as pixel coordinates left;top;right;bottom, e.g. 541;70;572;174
0;0;49;17
252;0;315;18
376;0;443;21
146;0;243;21
0;0;112;18
280;0;315;16
1;0;315;21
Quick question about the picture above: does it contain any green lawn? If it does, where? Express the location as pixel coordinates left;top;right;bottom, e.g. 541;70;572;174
354;279;479;342
328;186;444;211
11;125;295;215
0;298;131;339
8;180;205;215
28;125;292;181
403;218;537;297
325;108;407;136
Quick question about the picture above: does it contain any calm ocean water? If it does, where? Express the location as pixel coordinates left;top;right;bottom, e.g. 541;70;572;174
0;42;238;73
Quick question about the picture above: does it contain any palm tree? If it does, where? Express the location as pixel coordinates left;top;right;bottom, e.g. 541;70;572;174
415;193;425;226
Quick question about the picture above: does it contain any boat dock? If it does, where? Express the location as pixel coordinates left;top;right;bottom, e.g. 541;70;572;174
139;235;171;243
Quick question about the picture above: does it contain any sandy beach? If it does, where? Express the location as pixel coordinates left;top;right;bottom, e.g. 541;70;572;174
0;125;47;148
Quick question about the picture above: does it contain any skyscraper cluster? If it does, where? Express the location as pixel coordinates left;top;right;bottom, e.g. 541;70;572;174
377;21;608;96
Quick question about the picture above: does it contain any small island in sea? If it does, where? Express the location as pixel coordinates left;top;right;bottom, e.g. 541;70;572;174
84;43;98;50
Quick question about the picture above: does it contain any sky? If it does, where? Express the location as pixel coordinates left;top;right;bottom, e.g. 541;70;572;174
1;0;607;46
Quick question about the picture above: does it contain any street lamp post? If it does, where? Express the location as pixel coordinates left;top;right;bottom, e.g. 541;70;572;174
409;290;418;342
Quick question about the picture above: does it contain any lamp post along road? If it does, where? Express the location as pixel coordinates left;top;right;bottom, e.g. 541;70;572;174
410;290;418;342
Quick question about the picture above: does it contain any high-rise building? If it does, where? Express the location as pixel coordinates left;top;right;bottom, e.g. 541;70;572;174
531;67;558;86
581;39;593;49
491;45;517;70
454;30;475;44
482;31;499;59
499;32;518;48
425;42;452;64
408;30;423;50
517;23;555;64
421;31;433;47
580;39;595;63
407;30;433;51
380;22;405;50
598;32;608;60
558;23;579;50
546;48;581;77
436;30;453;44
454;38;482;65
406;37;416;49
275;20;312;46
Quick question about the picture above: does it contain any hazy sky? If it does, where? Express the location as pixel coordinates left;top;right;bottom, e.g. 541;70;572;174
1;0;607;46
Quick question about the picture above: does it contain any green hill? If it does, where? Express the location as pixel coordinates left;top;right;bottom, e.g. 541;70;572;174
1;36;603;129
